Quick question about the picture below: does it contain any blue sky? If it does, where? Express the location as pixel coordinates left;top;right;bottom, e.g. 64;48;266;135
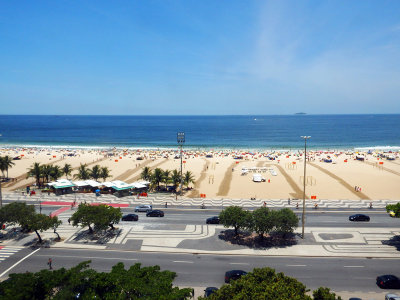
1;0;400;115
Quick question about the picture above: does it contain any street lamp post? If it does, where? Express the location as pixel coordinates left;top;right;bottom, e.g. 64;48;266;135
301;136;311;239
177;132;185;196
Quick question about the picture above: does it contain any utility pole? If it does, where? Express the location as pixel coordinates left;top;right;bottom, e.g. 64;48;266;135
177;132;185;196
301;136;311;239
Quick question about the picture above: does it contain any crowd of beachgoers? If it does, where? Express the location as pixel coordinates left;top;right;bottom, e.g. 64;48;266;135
1;146;399;200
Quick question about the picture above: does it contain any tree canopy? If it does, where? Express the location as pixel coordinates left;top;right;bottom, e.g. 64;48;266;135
0;261;193;300
199;267;341;300
219;206;251;235
71;203;122;233
0;202;61;243
386;202;400;217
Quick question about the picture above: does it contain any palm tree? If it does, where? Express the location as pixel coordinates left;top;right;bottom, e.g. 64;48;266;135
170;169;181;190
74;164;90;180
183;171;195;189
62;163;72;179
152;168;163;191
90;165;101;181
140;166;152;181
50;165;63;181
162;169;171;189
0;156;15;179
0;157;5;178
27;162;42;187
100;167;110;182
41;164;53;184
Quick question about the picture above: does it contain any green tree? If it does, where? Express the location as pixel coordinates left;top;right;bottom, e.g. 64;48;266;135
100;166;110;182
162;169;171;188
27;162;43;187
90;164;101;181
200;267;311;300
74;164;90;180
386;202;400;217
62;163;72;179
313;287;342;300
152;168;163;191
49;165;64;181
183;171;195;188
250;207;276;240
275;208;299;237
0;156;15;179
170;169;181;190
26;213;62;243
0;261;193;299
41;164;53;183
140;166;152;181
219;206;251;236
0;202;34;228
0;202;61;243
71;203;122;233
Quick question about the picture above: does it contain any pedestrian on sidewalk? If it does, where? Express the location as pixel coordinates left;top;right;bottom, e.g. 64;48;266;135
68;218;71;224
47;258;52;270
288;198;291;205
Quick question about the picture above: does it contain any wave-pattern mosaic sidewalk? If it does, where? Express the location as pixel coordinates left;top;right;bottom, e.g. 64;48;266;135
3;192;399;209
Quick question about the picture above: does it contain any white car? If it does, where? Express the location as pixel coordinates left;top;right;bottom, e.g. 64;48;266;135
386;293;400;300
134;205;152;212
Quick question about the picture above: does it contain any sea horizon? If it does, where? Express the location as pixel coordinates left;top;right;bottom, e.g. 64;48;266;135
1;114;399;151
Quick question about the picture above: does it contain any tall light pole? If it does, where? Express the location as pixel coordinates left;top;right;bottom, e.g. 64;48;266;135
177;132;185;196
301;136;311;239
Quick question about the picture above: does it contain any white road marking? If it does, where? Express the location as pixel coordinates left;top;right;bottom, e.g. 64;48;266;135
230;262;249;265
173;260;193;264
286;264;307;267
343;266;364;268
36;254;138;261
0;248;41;278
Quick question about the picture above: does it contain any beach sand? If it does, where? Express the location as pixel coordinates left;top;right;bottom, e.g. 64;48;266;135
1;147;399;201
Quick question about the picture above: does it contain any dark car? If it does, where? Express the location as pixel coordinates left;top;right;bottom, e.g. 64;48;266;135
377;275;400;289
206;216;220;224
204;287;218;297
225;270;247;283
146;210;164;217
349;214;370;222
121;214;138;221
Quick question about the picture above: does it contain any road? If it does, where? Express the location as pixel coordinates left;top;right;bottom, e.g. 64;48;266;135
31;204;399;228
0;247;399;294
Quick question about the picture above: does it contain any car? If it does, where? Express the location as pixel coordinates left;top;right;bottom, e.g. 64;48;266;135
389;210;396;217
146;210;164;217
121;214;138;221
224;270;247;283
349;214;370;221
204;287;218;297
134;205;152;212
386;293;400;300
206;216;220;224
377;275;400;289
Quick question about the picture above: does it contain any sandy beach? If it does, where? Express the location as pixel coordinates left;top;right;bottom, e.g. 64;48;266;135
1;147;399;201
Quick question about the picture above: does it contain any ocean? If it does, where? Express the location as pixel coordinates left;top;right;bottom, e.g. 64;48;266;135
0;115;399;150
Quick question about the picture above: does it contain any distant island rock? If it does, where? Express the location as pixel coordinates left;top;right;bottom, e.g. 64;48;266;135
295;112;307;115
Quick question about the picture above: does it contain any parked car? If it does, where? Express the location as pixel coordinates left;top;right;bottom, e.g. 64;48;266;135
121;214;138;221
386;293;400;300
206;216;220;224
146;210;164;217
349;214;370;221
135;205;152;212
204;287;218;297
377;275;400;289
224;270;247;283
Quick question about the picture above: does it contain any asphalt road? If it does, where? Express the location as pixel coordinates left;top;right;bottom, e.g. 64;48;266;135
31;204;399;228
1;247;399;294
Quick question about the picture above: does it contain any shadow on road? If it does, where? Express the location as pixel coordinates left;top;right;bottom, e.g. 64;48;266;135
382;235;400;251
218;230;297;249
